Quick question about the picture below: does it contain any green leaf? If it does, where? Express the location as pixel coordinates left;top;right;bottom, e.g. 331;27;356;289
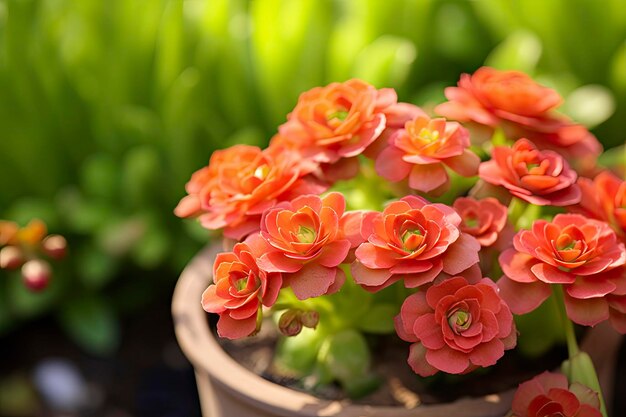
7;267;64;318
80;153;120;200
76;244;118;289
357;303;398;334
561;85;615;129
352;35;417;88
485;30;542;73
58;296;120;356
514;294;564;357
318;330;370;381
121;145;162;208
274;327;324;376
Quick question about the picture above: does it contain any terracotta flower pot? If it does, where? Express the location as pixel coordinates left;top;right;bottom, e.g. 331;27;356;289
173;246;622;417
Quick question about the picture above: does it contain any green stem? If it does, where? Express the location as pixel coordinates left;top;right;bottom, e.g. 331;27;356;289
553;285;608;417
552;285;579;358
507;197;528;229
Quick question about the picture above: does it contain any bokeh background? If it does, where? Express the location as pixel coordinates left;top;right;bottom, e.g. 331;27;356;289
1;0;625;416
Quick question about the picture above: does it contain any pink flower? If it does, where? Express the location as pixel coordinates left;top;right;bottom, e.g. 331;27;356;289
351;195;480;292
512;372;602;417
202;238;283;339
394;276;516;376
573;170;626;242
255;193;351;300
278;79;397;164
174;145;324;240
363;102;427;160
375;115;480;194
479;138;581;206
498;214;626;331
453;197;512;248
435;66;601;160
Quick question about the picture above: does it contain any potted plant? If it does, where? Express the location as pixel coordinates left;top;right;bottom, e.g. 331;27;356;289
173;68;625;417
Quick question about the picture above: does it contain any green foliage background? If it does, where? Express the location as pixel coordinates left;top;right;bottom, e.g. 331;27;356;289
0;0;625;354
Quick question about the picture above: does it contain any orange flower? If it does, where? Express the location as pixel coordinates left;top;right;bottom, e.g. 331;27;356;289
436;67;601;160
453;197;511;248
202;238;283;339
573;171;626;241
174;145;325;240
479;138;581;206
375;115;480;193
255;193;351;300
278;79;396;164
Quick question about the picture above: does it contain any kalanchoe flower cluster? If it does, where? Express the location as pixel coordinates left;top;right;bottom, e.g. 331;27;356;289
479;138;581;206
436;66;601;161
512;372;602;417
178;71;625;409
453;197;512;249
376;115;480;194
201;239;282;339
350;195;480;292
498;214;626;332
573;170;626;242
0;219;67;291
395;276;516;376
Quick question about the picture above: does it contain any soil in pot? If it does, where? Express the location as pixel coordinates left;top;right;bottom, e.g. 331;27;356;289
209;313;568;408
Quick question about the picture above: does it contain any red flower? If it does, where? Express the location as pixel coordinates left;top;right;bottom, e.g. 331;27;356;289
512;372;602;417
278;79;396;164
174;145;324;240
351;196;480;292
435;66;601;160
255;193;351;300
573;171;626;241
375;115;480;194
202;238;283;339
453;197;512;248
498;214;626;331
394;276;516;376
479;138;581;206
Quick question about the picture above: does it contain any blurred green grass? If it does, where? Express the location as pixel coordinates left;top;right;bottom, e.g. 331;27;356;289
0;0;624;354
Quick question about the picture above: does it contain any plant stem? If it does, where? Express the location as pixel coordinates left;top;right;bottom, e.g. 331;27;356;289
552;285;608;417
552;285;579;358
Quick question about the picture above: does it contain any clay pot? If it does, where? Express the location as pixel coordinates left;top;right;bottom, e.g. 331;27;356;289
173;246;622;417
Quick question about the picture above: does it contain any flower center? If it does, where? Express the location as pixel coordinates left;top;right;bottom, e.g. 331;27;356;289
417;128;439;144
464;215;479;229
253;164;270;180
296;226;316;244
235;277;249;291
401;228;424;251
448;310;472;334
328;109;349;122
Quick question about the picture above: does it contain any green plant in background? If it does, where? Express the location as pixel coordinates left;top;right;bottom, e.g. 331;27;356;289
0;0;625;355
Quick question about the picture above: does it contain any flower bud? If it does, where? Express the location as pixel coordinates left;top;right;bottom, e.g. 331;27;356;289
0;246;24;270
21;259;51;292
42;235;67;260
278;310;302;337
299;310;319;329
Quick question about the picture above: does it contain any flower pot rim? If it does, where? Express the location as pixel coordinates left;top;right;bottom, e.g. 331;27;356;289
173;244;522;416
